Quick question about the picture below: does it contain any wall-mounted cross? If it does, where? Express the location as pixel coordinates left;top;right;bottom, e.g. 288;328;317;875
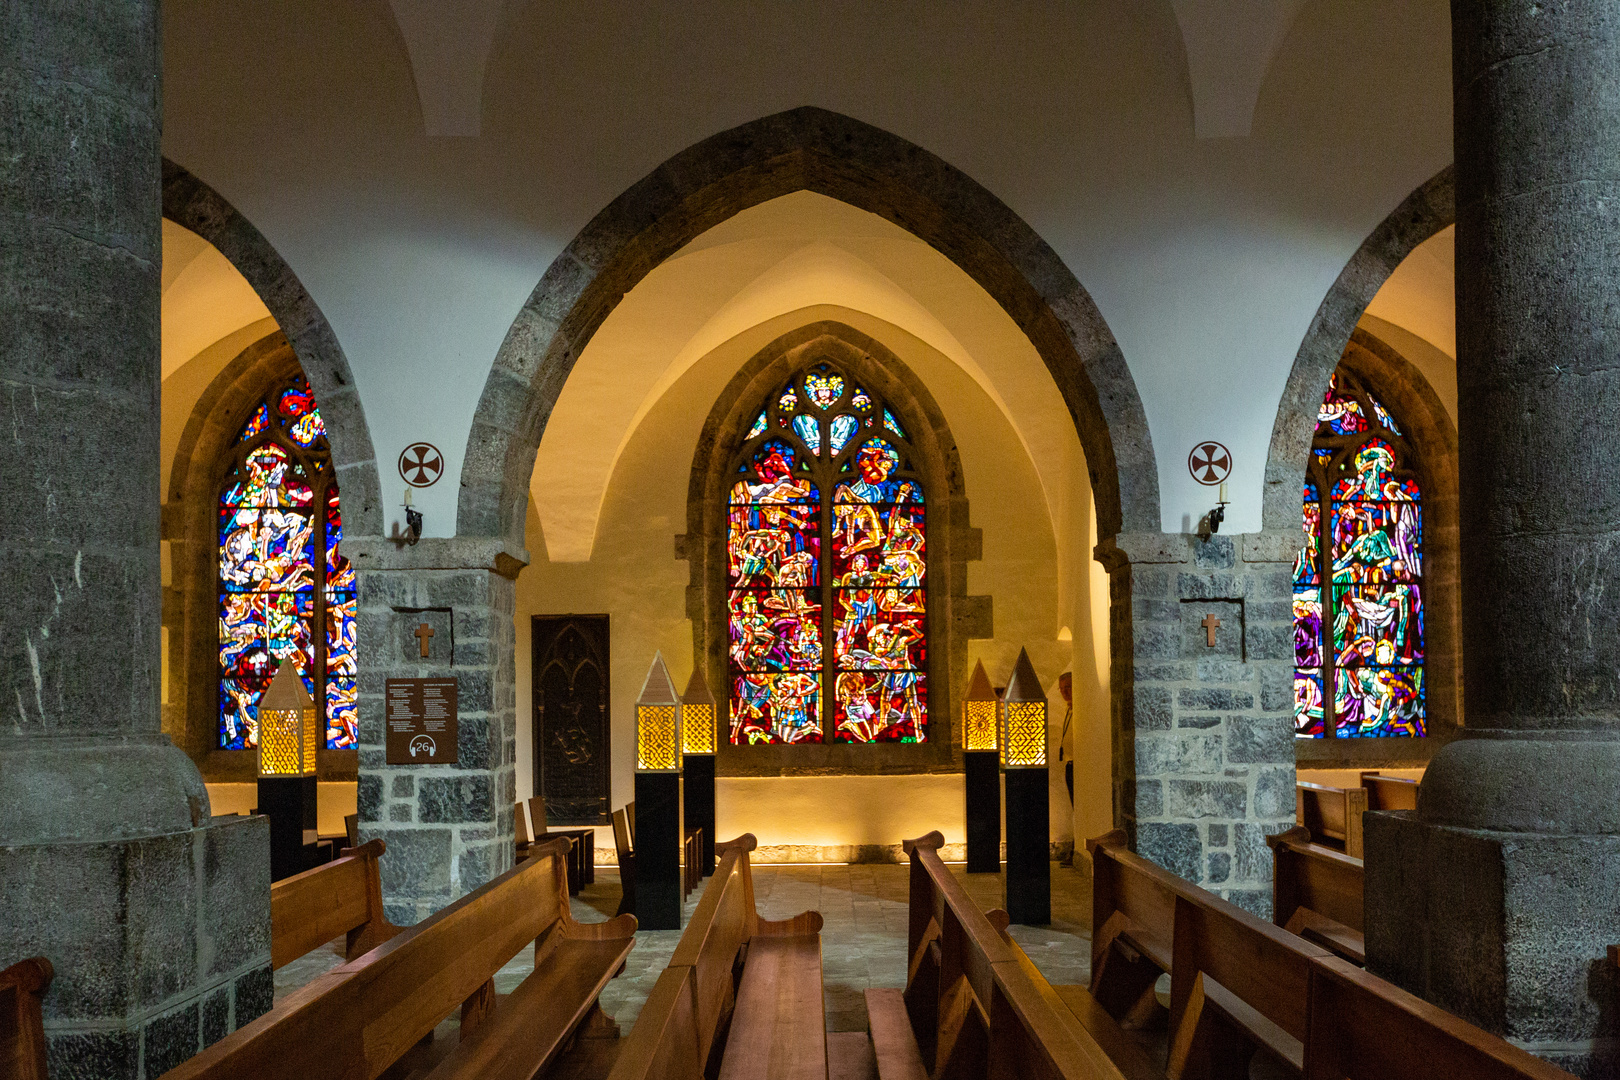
1201;613;1221;647
414;622;434;659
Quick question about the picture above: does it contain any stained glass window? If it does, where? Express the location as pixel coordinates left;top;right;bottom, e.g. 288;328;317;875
219;375;356;752
727;363;928;744
1294;371;1424;739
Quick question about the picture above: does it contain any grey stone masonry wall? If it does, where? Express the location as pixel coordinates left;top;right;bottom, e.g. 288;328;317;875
1100;530;1298;917
348;538;520;925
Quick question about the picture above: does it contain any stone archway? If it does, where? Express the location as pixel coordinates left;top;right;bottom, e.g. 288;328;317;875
1261;165;1454;530
456;106;1158;547
162;158;383;535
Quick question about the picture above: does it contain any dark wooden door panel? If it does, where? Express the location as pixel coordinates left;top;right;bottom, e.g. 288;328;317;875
532;615;610;826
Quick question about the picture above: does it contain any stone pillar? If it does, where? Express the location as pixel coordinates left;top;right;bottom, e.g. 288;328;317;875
1365;7;1620;1073
1099;531;1297;917
0;3;272;1076
348;539;522;924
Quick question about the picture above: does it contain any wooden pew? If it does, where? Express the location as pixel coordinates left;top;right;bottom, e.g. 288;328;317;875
515;802;537;862
1266;826;1365;965
607;833;826;1080
1359;771;1419;811
1296;781;1368;858
269;839;402;971
683;826;703;897
1303;955;1571;1079
1088;830;1575;1080
901;831;1157;1080
612;806;636;918
165;836;636;1080
0;958;52;1080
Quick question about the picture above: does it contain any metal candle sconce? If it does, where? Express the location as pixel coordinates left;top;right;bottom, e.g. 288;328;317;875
1197;480;1229;542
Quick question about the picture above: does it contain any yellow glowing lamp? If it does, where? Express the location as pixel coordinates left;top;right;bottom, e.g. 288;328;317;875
962;659;998;751
681;666;717;756
1000;649;1048;769
636;652;681;772
256;662;317;778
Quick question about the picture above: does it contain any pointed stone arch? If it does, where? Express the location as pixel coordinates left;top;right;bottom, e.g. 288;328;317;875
457;106;1157;547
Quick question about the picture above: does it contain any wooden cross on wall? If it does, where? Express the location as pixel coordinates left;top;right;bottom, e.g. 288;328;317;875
415;622;434;659
1201;613;1221;647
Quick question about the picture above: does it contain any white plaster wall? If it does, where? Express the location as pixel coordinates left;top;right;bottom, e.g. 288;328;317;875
162;0;1452;537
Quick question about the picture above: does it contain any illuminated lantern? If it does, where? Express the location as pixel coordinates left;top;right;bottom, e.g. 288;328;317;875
681;666;717;756
635;652;681;773
256;663;317;778
1000;649;1048;769
962;659;998;751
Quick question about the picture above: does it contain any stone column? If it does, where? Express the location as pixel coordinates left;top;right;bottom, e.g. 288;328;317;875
347;539;522;924
1364;6;1620;1073
0;3;271;1076
1099;530;1297;917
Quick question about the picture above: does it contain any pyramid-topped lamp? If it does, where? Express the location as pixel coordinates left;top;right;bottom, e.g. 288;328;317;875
635;652;681;773
963;659;998;751
257;662;317;779
1001;649;1048;769
681;666;717;756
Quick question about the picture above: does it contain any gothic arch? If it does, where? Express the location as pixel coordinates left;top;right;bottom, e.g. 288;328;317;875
682;322;985;776
457;106;1157;547
1262;165;1454;530
162;158;382;536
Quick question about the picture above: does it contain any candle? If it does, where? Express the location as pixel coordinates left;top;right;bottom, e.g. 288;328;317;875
1218;480;1227;504
403;488;413;507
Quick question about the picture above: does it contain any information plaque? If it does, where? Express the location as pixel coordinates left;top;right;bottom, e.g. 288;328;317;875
385;678;459;764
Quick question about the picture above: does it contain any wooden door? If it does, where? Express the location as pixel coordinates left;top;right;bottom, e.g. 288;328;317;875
531;615;610;825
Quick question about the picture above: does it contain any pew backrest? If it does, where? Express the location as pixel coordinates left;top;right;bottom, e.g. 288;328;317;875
1359;772;1419;812
269;838;401;970
1266;825;1365;964
608;833;823;1080
167;837;580;1080
1303;956;1571;1079
903;831;1134;1080
527;796;548;836
1297;781;1368;857
0;958;52;1080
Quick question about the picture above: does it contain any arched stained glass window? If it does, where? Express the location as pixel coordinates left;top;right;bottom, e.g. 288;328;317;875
1294;371;1424;738
218;376;357;751
728;362;928;744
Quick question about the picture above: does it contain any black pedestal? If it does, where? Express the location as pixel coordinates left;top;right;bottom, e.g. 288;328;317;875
258;775;317;882
964;750;1001;874
683;753;716;877
634;771;682;930
1003;767;1050;925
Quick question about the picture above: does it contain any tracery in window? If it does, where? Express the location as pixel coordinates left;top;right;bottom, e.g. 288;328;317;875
727;362;928;745
1294;371;1424;738
218;376;357;751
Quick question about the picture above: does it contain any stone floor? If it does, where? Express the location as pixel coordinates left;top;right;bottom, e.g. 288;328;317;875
275;859;1095;1036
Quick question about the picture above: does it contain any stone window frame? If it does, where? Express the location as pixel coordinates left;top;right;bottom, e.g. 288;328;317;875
166;330;360;780
680;322;989;777
1294;328;1460;767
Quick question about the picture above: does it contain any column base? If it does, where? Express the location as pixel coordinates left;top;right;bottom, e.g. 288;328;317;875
0;815;273;1078
1365;811;1620;1077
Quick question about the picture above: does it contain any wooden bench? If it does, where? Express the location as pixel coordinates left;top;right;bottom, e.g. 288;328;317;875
0;958;52;1080
1296;781;1369;858
1359;771;1419;811
607;833;826;1080
1266;826;1365;965
901;831;1158;1080
165;836;636;1080
683;826;703;897
270;839;402;971
527;796;595;895
1088;830;1575;1080
612;806;636;918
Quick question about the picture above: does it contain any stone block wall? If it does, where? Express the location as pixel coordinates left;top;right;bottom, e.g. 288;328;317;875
1103;530;1298;916
0;815;271;1079
350;541;518;925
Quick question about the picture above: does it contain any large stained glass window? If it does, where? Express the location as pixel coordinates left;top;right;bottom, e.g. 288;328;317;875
219;376;356;751
727;363;927;745
1294;371;1424;739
